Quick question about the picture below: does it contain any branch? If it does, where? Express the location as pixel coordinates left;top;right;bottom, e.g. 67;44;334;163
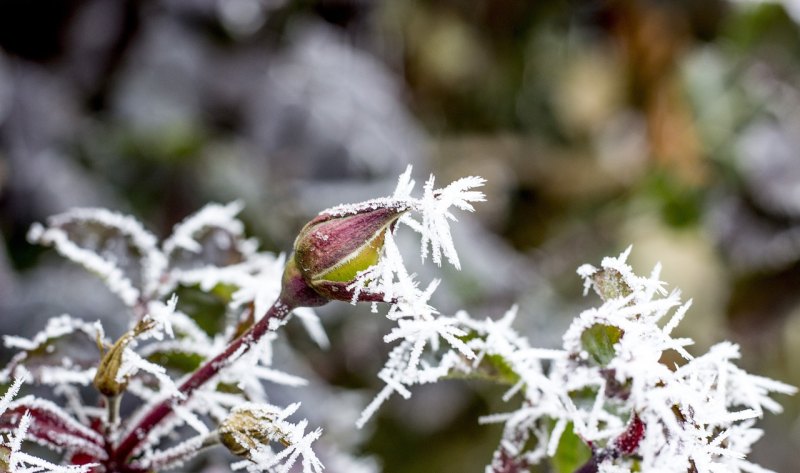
110;298;295;467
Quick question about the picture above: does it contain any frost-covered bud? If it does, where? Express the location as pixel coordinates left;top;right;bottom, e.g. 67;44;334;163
219;407;282;459
94;334;131;397
284;205;406;306
93;319;151;397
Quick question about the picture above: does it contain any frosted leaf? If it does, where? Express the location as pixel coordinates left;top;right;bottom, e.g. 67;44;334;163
1;316;104;387
28;208;167;305
163;201;254;271
0;396;105;459
4;415;96;472
169;251;325;346
0;381;98;473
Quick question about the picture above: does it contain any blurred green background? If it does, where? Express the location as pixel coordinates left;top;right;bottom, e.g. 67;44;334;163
1;0;799;471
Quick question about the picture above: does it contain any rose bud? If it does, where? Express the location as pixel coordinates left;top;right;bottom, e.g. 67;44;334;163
281;204;407;307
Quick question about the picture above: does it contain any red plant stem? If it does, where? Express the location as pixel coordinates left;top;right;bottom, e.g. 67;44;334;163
110;298;294;466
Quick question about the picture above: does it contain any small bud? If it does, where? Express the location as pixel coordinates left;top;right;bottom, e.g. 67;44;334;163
93;318;155;397
93;334;131;397
219;406;286;459
283;205;406;306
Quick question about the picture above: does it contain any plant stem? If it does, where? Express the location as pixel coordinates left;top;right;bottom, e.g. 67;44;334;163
105;394;121;435
110;297;295;466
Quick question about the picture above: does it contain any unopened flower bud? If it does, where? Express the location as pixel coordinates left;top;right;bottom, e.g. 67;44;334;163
219;406;284;459
282;205;406;306
94;318;155;397
93;335;130;397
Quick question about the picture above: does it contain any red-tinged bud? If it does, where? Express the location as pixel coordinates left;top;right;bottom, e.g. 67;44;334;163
282;205;406;307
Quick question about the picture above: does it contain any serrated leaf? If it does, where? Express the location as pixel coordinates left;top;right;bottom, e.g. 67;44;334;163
1;316;101;386
28;208;166;305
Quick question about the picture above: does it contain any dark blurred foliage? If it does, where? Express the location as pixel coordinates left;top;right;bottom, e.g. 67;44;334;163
2;0;800;471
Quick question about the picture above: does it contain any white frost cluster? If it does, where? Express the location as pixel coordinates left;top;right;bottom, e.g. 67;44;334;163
1;379;96;473
553;249;795;472
359;244;795;473
228;403;323;473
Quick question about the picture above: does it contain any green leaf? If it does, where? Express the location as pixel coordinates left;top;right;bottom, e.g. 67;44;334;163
174;285;228;336
552;422;591;473
147;351;205;374
581;323;623;366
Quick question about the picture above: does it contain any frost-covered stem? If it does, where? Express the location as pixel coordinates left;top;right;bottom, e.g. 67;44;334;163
111;297;297;467
131;431;220;471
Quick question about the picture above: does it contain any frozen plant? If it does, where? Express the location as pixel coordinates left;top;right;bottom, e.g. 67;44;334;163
0;166;486;472
365;248;796;473
0;165;794;473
